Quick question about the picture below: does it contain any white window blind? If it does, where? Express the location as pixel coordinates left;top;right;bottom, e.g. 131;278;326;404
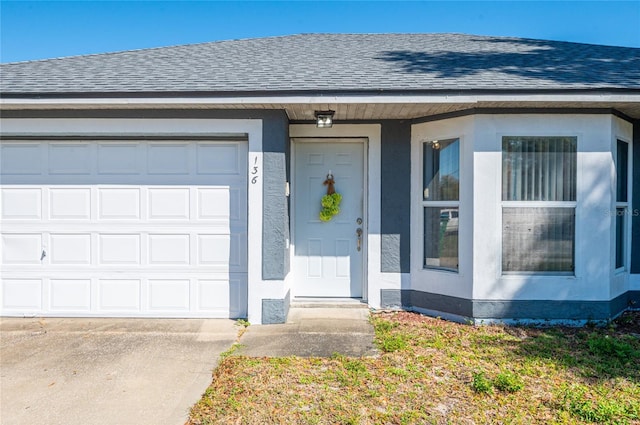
502;136;577;273
502;137;576;202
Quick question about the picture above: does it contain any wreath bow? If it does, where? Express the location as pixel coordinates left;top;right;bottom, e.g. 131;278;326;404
323;175;336;194
319;173;342;222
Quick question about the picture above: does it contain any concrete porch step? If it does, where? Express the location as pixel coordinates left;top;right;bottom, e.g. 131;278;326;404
290;297;369;309
286;307;370;323
236;302;377;358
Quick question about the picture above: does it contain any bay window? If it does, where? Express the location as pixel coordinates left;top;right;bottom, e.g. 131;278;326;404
502;136;577;273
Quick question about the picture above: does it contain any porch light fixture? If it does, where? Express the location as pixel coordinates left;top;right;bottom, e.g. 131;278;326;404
315;110;335;128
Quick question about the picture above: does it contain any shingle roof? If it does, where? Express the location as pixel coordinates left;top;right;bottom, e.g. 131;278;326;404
2;33;639;95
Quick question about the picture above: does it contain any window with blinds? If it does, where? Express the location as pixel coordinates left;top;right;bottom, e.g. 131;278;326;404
502;136;577;273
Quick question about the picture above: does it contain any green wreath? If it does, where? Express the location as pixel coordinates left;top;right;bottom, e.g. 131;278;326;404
319;192;342;222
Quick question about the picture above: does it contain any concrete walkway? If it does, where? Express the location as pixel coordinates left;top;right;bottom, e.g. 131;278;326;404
236;306;378;357
0;318;239;425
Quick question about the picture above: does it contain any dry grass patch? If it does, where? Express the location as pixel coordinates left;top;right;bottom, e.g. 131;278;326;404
188;311;640;425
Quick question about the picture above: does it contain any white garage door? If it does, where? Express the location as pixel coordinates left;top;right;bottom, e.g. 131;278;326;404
0;140;247;318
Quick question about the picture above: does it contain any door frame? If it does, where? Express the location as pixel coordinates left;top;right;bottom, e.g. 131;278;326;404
290;137;369;299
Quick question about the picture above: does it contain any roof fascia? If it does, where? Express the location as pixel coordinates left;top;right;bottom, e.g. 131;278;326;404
2;92;640;108
1;87;639;99
408;107;635;124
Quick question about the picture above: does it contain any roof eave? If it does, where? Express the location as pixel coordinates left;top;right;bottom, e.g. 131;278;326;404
2;90;639;120
1;87;639;100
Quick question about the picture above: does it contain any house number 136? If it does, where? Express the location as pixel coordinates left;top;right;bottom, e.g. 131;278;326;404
251;156;259;184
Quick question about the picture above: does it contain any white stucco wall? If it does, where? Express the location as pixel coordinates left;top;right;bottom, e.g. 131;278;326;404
472;114;615;301
410;116;475;300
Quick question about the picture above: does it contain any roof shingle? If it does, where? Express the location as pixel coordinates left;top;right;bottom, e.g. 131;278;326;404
2;33;639;95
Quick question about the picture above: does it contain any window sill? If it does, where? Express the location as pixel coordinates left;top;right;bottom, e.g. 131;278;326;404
501;272;576;279
423;266;459;274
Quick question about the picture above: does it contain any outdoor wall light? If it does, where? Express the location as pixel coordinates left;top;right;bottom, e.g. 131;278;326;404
315;110;335;128
431;140;441;150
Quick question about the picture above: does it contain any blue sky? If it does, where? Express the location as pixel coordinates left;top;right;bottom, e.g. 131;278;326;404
1;1;639;63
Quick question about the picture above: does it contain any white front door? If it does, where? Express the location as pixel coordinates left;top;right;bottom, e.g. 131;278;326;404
293;139;365;297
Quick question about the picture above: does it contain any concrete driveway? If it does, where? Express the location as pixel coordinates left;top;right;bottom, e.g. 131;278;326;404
0;318;238;425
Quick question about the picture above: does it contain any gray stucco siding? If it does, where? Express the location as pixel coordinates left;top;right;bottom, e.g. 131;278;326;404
630;291;640;309
261;290;291;324
385;289;639;321
260;110;291;280
472;300;611;321
380;121;412;273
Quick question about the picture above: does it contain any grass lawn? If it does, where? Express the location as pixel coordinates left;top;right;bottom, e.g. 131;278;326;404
188;311;640;425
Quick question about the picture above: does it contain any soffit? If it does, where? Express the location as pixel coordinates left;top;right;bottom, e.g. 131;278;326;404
2;100;638;120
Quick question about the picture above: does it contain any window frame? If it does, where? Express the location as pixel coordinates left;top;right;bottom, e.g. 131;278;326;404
615;138;631;272
421;138;461;272
500;135;578;275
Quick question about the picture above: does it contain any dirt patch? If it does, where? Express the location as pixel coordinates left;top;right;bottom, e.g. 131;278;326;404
611;310;640;335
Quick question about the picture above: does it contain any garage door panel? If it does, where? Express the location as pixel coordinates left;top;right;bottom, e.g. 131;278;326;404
197;279;232;312
148;143;190;175
1;188;42;219
197;235;230;265
197;187;231;220
196;276;246;316
50;188;91;220
98;188;141;219
148;188;190;219
98;234;141;265
148;279;190;311
2;234;42;264
197;143;241;175
1;143;42;175
98;279;141;312
149;234;190;264
230;188;244;222
1;139;247;318
50;279;91;311
230;232;246;269
198;233;245;269
2;279;43;310
49;144;91;175
50;234;91;264
97;143;141;175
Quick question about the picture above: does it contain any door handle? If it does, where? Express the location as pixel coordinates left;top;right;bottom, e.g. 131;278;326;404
356;228;363;252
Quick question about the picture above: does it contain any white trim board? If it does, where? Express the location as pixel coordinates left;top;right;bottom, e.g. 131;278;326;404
289;125;388;307
3;93;640;109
